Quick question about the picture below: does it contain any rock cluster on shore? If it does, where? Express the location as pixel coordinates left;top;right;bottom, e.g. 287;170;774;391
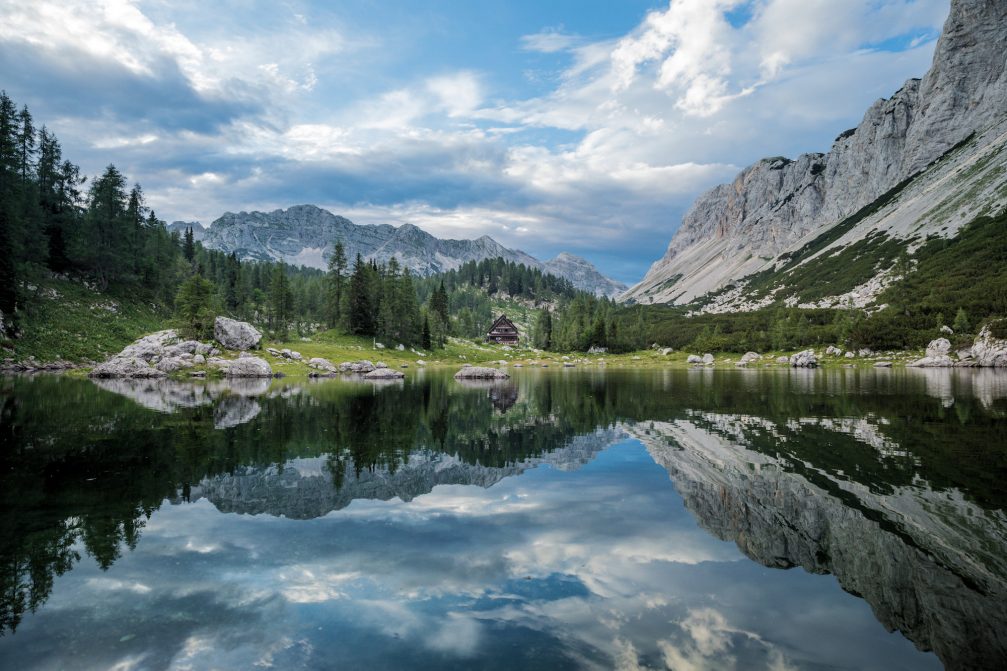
88;317;271;378
908;328;1007;368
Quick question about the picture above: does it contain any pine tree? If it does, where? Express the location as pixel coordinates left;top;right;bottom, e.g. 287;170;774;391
348;253;374;335
183;226;195;262
953;308;970;334
174;273;215;339
326;240;347;328
533;309;552;350
421;314;432;350
269;263;293;338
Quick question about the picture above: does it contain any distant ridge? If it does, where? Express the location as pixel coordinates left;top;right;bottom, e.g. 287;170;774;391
195;204;627;297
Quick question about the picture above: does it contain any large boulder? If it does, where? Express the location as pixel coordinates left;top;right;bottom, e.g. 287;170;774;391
909;338;955;367
223;356;273;378
155;356;195;373
790;350;818;367
364;368;405;379
454;367;510;380
702;353;715;364
825;345;842;356
339;360;376;374
926;338;952;358
214;317;262;350
90;356;167;379
119;329;178;361
740;352;761;364
972;325;1007;367
308;357;338;373
687;355;703;364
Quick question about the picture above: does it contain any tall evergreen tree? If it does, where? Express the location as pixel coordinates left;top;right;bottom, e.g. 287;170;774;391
268;263;293;338
183;226;195;262
326;240;347;328
348;254;374;335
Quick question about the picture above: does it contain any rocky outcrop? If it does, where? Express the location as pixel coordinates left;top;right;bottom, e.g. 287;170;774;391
222;356;273;378
199;204;624;296
624;0;1007;306
339;360;376;374
87;329;234;378
789;350;818;367
307;357;337;373
909;338;956;367
454;366;510;379
214;317;262;350
364;368;405;379
972;324;1007;367
90;356;166;379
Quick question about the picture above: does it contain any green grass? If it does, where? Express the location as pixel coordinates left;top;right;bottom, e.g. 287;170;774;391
3;276;168;363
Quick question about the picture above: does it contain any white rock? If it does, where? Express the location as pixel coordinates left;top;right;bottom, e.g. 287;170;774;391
740;351;761;364
826;345;842;356
224;357;273;378
926;338;952;358
687;355;703;364
214;317;262;350
971;325;1007;367
702;353;714;364
790;350;818;367
365;368;405;379
454;367;510;379
844;351;855;358
89;357;167;379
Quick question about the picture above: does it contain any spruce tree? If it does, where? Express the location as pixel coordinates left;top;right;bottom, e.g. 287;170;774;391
348;253;374;335
174;273;215;339
183;226;195;262
326;240;347;328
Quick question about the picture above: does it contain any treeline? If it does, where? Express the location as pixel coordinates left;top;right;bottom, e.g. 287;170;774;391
0;90;331;342
531;295;648;353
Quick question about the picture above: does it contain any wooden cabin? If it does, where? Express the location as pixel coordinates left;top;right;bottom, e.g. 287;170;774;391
486;314;520;345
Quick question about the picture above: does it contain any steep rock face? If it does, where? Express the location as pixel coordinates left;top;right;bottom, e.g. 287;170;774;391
632;416;1007;671
198;204;624;296
544;252;628;297
625;0;1007;305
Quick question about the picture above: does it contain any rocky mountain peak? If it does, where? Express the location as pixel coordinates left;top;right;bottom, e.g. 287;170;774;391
623;0;1007;306
198;204;626;296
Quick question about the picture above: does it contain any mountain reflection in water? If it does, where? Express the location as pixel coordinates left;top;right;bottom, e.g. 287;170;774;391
0;368;1005;670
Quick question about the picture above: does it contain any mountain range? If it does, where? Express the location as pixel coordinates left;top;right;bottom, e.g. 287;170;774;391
623;0;1007;310
168;206;627;298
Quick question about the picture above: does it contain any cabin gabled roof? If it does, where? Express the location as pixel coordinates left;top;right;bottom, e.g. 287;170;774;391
488;314;517;332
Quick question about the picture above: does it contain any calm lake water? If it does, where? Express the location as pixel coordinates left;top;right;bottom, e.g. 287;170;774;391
1;368;1006;670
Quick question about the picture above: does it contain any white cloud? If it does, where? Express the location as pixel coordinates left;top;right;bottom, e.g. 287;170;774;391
520;28;581;54
0;0;950;282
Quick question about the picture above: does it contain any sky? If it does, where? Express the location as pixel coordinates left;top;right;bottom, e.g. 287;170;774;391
0;0;950;283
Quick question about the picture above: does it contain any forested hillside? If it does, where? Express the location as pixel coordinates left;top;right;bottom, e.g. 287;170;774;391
0;90;613;361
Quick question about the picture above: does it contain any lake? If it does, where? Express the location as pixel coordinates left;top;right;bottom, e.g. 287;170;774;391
1;368;1005;670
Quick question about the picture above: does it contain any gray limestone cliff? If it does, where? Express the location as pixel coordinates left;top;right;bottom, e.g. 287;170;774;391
624;0;1007;306
544;252;627;297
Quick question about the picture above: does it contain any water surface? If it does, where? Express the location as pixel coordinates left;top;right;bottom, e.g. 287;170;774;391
1;368;1006;670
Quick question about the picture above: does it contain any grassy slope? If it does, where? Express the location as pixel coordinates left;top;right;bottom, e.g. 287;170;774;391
3;276;168;364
